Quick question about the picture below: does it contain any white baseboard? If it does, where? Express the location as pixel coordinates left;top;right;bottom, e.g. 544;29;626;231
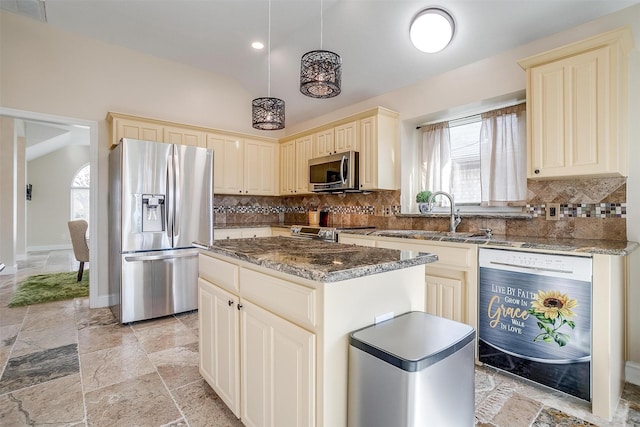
91;293;111;309
27;244;73;252
626;361;640;385
0;265;18;275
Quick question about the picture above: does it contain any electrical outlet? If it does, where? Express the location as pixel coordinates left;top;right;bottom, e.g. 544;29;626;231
546;203;561;221
381;205;392;217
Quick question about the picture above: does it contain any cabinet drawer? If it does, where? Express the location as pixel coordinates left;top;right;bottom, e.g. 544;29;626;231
376;239;473;269
199;253;239;294
240;268;316;330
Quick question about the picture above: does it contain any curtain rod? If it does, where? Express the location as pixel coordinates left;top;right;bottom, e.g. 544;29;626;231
415;100;525;130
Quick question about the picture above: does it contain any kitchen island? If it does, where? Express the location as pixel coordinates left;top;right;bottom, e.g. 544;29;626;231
195;236;437;427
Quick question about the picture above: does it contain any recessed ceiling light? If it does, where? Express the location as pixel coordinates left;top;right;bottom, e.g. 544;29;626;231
251;41;264;50
410;8;455;53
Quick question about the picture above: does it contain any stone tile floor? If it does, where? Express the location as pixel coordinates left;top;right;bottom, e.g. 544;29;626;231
0;250;638;426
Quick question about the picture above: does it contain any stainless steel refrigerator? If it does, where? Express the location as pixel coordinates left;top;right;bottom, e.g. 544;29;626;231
109;138;213;323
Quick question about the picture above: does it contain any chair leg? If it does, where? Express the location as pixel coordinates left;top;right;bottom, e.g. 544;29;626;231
78;261;84;282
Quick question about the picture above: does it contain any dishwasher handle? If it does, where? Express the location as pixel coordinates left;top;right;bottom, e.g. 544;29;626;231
488;260;573;275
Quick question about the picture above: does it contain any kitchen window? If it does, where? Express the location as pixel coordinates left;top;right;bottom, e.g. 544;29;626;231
419;103;526;209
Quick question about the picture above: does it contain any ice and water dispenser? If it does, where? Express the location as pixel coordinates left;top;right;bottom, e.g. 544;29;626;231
141;194;165;232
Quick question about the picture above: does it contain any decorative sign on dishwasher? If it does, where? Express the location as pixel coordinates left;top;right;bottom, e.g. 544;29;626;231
478;249;592;402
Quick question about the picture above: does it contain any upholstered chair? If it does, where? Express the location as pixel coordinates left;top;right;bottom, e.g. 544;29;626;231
67;220;89;281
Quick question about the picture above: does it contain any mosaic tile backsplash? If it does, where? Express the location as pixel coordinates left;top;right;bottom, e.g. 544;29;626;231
213;177;627;241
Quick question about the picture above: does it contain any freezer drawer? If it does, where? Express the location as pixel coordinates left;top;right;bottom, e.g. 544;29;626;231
118;249;199;323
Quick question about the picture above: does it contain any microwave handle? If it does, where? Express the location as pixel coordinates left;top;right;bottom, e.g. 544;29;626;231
340;155;347;184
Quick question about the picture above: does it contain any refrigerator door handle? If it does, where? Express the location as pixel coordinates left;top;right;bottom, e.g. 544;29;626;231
166;148;174;243
124;252;198;262
173;146;181;240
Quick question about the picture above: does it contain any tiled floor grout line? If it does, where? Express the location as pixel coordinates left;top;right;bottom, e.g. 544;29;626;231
131;314;193;427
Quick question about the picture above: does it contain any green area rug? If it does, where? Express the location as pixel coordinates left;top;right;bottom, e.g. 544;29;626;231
8;271;89;307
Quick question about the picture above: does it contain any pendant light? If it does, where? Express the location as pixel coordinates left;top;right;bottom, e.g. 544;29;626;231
252;0;285;130
300;0;341;98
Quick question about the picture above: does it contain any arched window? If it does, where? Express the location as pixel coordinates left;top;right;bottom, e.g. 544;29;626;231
70;163;90;223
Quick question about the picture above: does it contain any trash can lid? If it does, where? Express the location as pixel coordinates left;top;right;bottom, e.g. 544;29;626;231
349;311;475;372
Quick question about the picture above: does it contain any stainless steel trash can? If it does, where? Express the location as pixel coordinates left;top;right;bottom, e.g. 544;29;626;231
348;311;476;427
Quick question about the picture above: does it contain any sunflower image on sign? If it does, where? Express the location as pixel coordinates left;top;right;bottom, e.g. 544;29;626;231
528;290;578;347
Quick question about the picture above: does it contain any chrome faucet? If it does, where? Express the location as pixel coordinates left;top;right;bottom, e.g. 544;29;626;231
427;191;462;232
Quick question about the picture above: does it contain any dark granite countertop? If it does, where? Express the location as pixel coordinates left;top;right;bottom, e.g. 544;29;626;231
339;229;639;256
195;236;438;283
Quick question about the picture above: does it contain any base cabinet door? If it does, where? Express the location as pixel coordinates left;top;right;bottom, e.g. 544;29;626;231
425;274;464;323
241;299;316;427
198;279;240;417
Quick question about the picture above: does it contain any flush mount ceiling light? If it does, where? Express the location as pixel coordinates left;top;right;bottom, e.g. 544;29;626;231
410;8;455;53
252;0;285;130
300;0;342;98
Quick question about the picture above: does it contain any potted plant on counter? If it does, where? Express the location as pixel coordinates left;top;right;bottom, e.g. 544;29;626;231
416;191;432;213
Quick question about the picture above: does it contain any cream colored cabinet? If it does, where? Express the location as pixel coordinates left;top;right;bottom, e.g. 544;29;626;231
108;115;164;147
198;278;240;417
334;121;359;153
425;275;464;322
164;126;205;147
214;227;272;240
241;299;315;427
280;141;296;194
270;227;292;237
518;28;633;179
312;129;334;157
207;134;278;196
207;133;244;194
280;136;312;195
341;234;477;327
337;234;376;247
295;136;314;194
199;252;316;427
359;110;399;190
245;138;278;195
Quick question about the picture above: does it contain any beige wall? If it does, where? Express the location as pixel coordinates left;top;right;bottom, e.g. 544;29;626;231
0;117;17;273
1;5;639;370
26;145;90;250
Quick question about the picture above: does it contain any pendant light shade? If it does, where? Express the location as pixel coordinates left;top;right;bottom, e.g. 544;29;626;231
252;97;285;130
300;0;341;99
300;50;342;98
252;0;285;130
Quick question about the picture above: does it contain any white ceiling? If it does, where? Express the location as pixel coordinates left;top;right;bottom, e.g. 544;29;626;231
3;0;639;128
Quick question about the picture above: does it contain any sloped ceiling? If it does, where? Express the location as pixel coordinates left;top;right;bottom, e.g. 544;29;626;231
2;0;638;127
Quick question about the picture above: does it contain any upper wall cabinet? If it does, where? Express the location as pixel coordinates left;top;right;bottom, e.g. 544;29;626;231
312;129;334;158
163;125;205;148
518;28;633;179
108;114;164;145
207;134;279;196
281;107;400;193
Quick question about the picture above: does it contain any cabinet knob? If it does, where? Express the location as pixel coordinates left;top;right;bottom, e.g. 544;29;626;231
534;169;540;174
239;190;242;193
228;300;234;307
237;304;243;311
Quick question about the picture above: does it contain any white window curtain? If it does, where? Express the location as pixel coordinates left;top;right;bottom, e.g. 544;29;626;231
479;103;527;206
421;122;451;197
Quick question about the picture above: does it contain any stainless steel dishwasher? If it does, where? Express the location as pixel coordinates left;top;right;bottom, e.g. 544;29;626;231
478;248;592;401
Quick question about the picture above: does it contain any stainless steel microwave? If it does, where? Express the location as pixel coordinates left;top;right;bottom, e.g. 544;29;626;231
308;151;360;192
